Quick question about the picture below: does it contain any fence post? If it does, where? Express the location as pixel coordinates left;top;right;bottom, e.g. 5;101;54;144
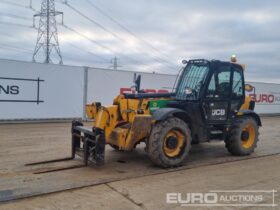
83;66;89;121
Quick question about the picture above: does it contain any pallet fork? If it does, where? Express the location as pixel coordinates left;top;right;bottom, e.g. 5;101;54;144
26;121;105;166
71;120;106;166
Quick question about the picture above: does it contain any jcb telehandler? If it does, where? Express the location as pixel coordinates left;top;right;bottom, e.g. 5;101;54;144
71;57;261;168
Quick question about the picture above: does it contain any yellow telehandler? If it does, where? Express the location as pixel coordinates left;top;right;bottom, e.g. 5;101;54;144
71;57;261;168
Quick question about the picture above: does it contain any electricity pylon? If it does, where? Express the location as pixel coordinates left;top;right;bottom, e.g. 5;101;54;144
110;56;121;70
32;0;63;64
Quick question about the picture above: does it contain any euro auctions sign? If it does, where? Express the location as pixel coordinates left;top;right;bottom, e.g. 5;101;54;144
249;93;280;104
245;82;280;114
166;190;277;207
247;82;280;105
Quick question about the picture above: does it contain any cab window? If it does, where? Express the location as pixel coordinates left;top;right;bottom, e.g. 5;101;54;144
176;63;209;100
206;65;231;98
232;68;244;98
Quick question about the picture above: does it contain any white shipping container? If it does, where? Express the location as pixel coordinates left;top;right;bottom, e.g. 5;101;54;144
0;59;279;121
0;59;84;120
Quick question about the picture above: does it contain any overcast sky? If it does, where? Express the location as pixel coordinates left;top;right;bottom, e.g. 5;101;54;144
0;0;279;82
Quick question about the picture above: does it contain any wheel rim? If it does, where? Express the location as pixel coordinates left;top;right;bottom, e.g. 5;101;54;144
241;123;256;149
163;129;185;157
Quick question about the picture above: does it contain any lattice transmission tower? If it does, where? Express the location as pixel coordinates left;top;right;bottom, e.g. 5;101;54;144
110;56;121;70
32;0;63;64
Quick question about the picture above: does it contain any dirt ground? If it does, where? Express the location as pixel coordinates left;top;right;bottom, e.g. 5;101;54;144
0;117;279;210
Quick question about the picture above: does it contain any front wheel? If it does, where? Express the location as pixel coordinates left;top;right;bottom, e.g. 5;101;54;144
225;116;259;156
147;117;191;168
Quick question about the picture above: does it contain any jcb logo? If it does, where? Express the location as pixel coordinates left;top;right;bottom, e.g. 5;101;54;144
152;102;158;107
212;109;225;116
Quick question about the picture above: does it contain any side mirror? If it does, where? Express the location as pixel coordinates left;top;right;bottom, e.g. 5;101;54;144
133;73;141;92
245;84;254;92
185;88;193;95
182;60;188;64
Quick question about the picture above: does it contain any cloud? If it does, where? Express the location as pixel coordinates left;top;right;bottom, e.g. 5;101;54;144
0;0;279;82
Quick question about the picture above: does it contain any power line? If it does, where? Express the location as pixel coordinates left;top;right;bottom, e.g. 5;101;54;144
0;22;108;63
63;24;152;69
57;53;104;65
0;12;32;20
0;0;179;73
0;12;115;68
0;42;105;66
58;1;179;71
85;0;178;67
66;42;108;63
62;1;127;43
62;24;154;70
0;20;33;28
63;24;113;54
0;43;33;53
0;23;109;67
0;0;34;10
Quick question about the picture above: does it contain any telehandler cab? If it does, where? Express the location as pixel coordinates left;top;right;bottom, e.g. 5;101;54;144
71;57;261;168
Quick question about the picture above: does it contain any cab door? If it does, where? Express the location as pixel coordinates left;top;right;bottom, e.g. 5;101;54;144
202;63;232;123
230;65;245;114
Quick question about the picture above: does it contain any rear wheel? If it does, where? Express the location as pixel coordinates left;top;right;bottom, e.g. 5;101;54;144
147;117;191;168
225;116;259;156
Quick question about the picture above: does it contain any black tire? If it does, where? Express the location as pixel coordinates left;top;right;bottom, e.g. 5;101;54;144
225;116;259;156
147;117;191;168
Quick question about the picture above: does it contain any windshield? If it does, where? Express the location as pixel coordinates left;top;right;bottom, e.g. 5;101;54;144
176;63;209;100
